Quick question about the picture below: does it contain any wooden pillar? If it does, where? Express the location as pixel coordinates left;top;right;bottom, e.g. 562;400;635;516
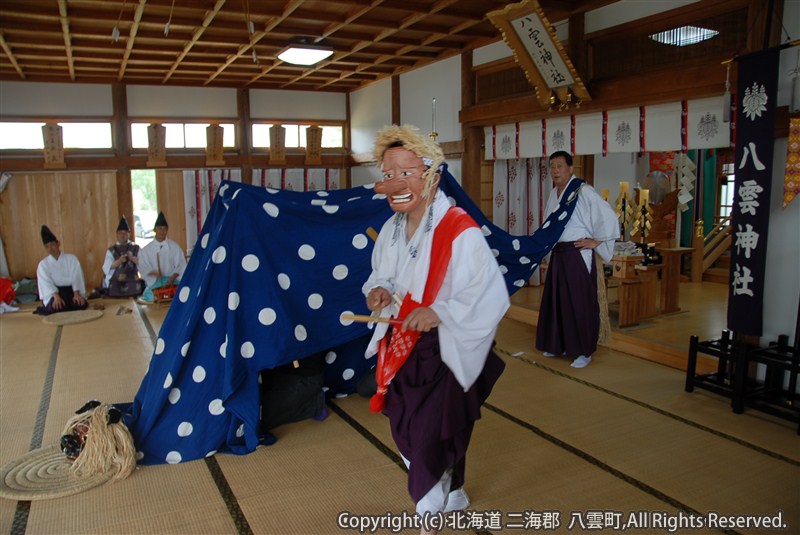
237;88;252;185
461;50;481;206
112;84;133;226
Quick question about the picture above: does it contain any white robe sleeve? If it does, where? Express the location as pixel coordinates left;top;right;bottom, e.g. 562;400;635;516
579;186;620;263
429;227;510;391
138;243;161;287
36;258;58;304
102;249;114;287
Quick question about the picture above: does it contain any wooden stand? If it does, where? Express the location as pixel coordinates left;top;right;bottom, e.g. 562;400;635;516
616;278;642;328
635;263;663;318
657;247;692;313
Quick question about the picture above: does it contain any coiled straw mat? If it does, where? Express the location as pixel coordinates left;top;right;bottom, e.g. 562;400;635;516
0;445;112;501
42;309;103;326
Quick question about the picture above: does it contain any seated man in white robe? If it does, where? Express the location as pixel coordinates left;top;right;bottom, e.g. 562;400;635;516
138;211;187;303
34;225;88;315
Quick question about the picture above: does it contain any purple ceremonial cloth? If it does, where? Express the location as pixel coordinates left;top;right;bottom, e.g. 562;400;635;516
536;242;599;357
383;328;505;503
34;286;88;316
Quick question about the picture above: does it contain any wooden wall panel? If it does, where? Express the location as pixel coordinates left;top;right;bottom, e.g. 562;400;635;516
0;171;118;290
155;170;188;255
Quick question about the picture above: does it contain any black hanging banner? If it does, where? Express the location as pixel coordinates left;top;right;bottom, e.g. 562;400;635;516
727;49;780;336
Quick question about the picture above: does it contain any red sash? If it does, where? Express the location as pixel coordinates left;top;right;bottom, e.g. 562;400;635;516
369;207;478;412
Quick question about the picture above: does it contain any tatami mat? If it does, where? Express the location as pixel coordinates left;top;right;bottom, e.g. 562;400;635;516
1;298;798;534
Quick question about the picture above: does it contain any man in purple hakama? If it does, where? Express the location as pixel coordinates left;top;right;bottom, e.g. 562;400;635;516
363;125;509;533
536;151;619;368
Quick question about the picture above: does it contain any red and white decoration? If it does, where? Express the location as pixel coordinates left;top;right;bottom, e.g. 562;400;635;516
183;168;242;253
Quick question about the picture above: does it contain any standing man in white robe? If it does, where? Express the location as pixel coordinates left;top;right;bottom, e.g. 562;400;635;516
138;211;187;303
34;225;88;315
536;151;619;368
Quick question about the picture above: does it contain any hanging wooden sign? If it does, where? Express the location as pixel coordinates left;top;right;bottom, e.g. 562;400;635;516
42;123;66;169
487;0;590;109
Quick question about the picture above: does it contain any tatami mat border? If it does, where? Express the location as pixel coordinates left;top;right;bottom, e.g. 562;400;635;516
495;347;800;467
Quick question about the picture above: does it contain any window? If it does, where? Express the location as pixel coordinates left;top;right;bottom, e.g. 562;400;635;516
718;162;735;221
251;123;343;149
130;122;235;149
131;169;158;248
0;121;112;149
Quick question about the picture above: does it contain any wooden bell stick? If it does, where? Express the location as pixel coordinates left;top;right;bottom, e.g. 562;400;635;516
340;313;401;325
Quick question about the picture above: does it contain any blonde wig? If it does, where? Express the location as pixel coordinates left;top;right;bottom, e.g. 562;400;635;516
373;124;445;200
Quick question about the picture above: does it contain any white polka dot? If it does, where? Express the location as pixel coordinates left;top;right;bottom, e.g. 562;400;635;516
278;273;291;289
135;451;144;461
220;336;228;358
228;292;240;310
308;293;323;309
342;368;355;380
499;265;508;274
236;424;245;437
232;188;241;200
514;279;526;287
520;256;531;264
266;188;278;194
177;422;193;437
241;341;255;358
316;191;329;197
212;246;227;263
181;341;191;357
322;205;339;214
204;307;216;324
542;220;551;229
558;211;567;221
219;184;229;197
491;248;500;257
263;202;279;217
339;311;354;326
332;264;348;280
205;450;217;457
568;191;577;201
298;244;315;260
242;254;259;272
155;338;165;355
163;373;173;389
447;195;457;206
481;225;492;236
209;399;225;415
372;193;385;200
512;239;520;251
192;366;206;382
168;388;181;404
258;308;276;325
179;286;190;302
352;234;368;249
166;451;182;464
201;234;210;248
295;325;307;341
325;351;337;364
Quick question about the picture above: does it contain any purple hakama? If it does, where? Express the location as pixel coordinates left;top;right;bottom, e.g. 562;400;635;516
536;242;599;357
383;328;505;503
34;286;89;316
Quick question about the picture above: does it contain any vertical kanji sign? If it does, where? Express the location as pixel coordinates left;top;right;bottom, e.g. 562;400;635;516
727;49;780;336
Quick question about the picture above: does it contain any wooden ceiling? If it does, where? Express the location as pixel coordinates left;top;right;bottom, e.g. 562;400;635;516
0;0;617;93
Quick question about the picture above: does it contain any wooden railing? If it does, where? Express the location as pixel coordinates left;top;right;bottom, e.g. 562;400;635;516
691;216;732;282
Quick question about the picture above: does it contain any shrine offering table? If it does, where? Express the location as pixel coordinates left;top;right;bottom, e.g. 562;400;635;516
634;263;663;318
656;247;693;313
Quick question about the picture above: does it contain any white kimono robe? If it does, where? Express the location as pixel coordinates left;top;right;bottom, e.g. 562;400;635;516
138;238;187;287
545;176;620;271
362;190;510;391
36;253;86;305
